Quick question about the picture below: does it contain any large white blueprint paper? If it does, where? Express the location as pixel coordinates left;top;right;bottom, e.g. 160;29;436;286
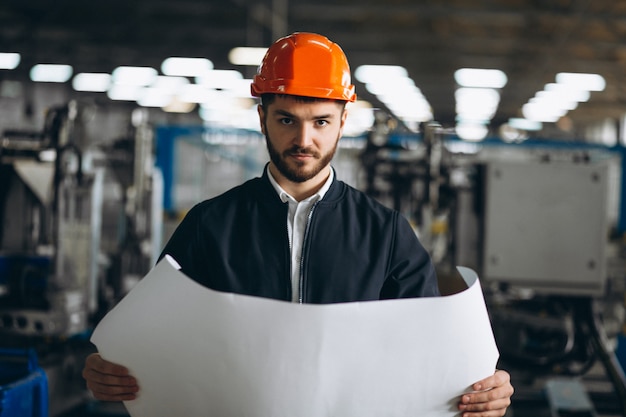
91;256;499;417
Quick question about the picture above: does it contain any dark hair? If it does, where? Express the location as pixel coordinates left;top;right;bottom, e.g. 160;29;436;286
260;93;347;112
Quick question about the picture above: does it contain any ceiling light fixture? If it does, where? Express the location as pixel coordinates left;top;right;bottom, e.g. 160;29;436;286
508;118;542;131
354;65;408;84
228;47;268;66
137;87;174;108
30;64;73;83
454;68;508;89
112;66;158;86
161;57;213;77
519;72;605;124
455;87;500;126
0;53;20;70
162;98;196;113
72;73;111;92
522;102;566;123
453;69;506;140
355;65;432;130
179;84;219;104
107;85;145;101
134;76;191;108
456;122;489;141
556;72;606;92
544;83;590;102
195;70;244;89
152;75;190;91
343;100;374;137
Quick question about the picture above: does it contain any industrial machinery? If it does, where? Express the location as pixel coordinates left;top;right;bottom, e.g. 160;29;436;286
359;118;626;415
0;100;103;337
0;102;162;416
94;108;163;314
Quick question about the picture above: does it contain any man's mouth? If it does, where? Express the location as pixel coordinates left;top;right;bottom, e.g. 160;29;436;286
286;148;317;159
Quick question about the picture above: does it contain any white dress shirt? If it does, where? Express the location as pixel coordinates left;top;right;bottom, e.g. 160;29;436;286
267;167;334;302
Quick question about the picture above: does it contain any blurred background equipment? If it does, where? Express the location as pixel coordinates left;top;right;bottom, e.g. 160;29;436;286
0;101;162;416
0;100;103;337
359;120;626;416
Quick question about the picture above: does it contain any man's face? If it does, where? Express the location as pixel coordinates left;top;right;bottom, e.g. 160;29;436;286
258;95;347;184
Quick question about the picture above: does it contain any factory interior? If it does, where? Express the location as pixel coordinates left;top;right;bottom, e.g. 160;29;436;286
2;0;626;416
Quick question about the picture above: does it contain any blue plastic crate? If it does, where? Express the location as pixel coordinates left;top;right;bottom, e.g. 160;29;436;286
617;334;626;373
0;349;48;417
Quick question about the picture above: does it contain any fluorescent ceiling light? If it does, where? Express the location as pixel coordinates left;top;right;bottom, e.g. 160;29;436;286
454;68;508;89
456;122;488;141
455;87;500;106
152;75;190;91
163;98;196;113
228;47;268;66
556;72;606;92
198;99;252;127
135;76;190;107
72;73;111;92
161;57;213;77
354;65;408;84
343;100;374;137
30;64;73;83
0;53;20;70
107;85;145;101
376;88;423;105
455;88;500;122
518;73;600;124
386;96;429;113
365;77;418;96
137;87;173;108
355;65;431;127
522;102;566;123
179;84;219;104
112;66;158;86
533;90;578;111
385;95;433;123
195;70;243;88
508;118;542;131
544;83;590;102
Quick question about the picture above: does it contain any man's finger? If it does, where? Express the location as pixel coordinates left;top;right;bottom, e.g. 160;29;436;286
86;353;130;376
82;367;137;387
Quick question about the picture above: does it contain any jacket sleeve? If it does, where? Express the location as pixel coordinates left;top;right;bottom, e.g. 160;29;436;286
157;204;208;281
380;213;440;299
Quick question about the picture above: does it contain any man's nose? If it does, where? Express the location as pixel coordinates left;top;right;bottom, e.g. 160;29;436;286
293;123;314;147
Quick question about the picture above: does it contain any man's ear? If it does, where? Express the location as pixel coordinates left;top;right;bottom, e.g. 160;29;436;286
339;107;348;135
257;104;266;135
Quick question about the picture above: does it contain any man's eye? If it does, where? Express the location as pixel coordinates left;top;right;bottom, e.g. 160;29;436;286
316;120;328;127
279;118;293;125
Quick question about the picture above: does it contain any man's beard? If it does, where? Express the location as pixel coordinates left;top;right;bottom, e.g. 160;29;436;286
265;133;339;183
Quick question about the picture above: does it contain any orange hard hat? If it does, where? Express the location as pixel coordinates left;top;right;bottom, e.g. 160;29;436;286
250;32;356;102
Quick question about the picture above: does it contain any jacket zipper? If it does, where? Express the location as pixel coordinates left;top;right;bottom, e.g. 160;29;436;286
298;201;319;304
283;202;292;301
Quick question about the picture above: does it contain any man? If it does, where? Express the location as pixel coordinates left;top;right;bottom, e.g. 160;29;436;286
83;32;514;416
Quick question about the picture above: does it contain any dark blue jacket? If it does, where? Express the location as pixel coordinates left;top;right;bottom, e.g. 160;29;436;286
160;169;439;303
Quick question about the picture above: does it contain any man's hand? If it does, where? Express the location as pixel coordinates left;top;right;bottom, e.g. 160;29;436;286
458;369;514;417
82;353;139;401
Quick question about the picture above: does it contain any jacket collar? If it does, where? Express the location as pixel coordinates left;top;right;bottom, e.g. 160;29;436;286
260;163;344;204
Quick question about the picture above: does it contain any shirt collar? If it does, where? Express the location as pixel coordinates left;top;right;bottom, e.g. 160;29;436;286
267;165;334;204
